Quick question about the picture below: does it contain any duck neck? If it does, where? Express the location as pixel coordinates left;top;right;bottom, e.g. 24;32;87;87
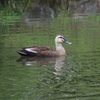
55;42;66;56
55;42;65;51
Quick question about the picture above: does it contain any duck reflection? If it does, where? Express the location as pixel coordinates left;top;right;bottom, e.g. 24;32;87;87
53;56;65;76
16;56;66;77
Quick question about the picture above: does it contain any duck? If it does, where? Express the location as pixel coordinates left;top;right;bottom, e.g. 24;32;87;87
16;35;72;57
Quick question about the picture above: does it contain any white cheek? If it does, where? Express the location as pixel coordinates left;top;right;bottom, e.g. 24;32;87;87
58;39;63;42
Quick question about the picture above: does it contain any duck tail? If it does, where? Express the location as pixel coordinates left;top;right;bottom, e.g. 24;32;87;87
16;50;27;56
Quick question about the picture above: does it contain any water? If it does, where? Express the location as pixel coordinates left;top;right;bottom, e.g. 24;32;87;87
0;1;100;100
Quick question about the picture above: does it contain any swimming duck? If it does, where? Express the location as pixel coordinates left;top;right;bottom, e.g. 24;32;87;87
16;35;72;57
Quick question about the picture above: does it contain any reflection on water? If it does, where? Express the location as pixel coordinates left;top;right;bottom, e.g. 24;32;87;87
54;56;65;77
69;0;100;19
19;0;100;27
17;56;66;79
20;3;54;27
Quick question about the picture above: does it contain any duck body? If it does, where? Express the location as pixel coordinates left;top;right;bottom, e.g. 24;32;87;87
17;35;71;57
17;46;57;57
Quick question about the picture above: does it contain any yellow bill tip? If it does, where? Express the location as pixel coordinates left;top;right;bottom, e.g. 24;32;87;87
68;42;72;44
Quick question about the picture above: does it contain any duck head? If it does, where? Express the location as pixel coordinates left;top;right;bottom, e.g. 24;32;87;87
55;35;72;44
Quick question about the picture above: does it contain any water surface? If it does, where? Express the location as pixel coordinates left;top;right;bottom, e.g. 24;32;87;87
0;1;100;100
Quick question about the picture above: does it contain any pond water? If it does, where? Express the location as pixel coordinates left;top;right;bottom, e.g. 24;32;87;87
0;0;100;100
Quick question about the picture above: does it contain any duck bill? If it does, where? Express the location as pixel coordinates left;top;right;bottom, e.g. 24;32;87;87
63;39;72;44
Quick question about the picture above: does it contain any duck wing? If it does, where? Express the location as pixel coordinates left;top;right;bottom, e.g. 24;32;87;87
17;46;55;56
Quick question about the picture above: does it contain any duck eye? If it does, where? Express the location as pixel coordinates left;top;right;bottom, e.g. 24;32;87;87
59;36;63;38
59;37;65;41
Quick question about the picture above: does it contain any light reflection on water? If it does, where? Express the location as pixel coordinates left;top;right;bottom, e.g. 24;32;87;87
17;56;67;79
0;46;99;100
15;51;100;100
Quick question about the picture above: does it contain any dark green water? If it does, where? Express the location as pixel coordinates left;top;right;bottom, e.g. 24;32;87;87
0;1;100;100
